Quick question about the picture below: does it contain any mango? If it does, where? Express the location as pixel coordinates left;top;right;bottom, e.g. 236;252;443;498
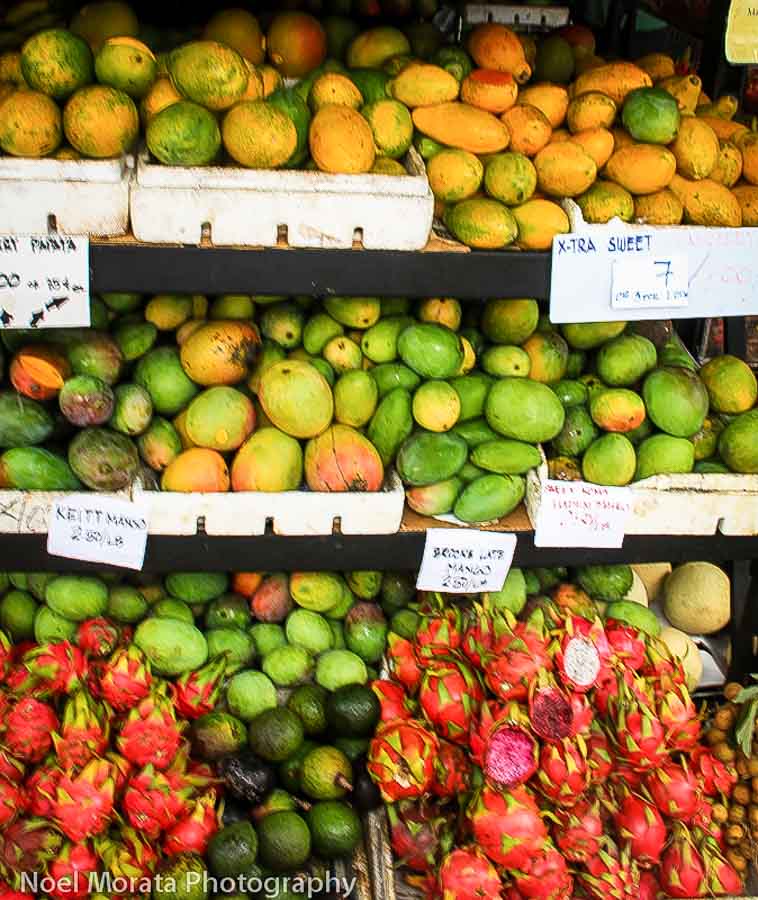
482;345;531;377
533;141;597;197
180;321;260;386
367;387;413;466
719;409;758;473
576;180;634;223
596;333;657;386
259;360;333;439
590;388;646;433
231;427;303;492
334;370;378;427
406;477;463;516
486;377;565;442
396;431;467;485
643;367;708;438
453;473;525;523
700;354;757;414
412;380;460;431
635;434;694;480
671;117;719;180
562;321;626;350
135;618;208;676
522;331;569;383
582;433;636;486
161;447;230;492
482;298;539;344
471;439;541;475
551;405;598;456
185;386;255;451
324;296;381;329
304;424;383;492
605;144;676;195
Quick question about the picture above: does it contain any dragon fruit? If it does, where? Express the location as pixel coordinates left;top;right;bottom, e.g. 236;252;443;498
24;761;60;817
15;642;86;696
659;824;707;898
609;688;667;771
528;673;573;742
483;610;551;702
47;842;98;900
700;833;743;896
0;748;23;783
511;840;573;900
367;719;438;802
172;655;227;720
0;776;23;827
604;621;646;670
96;827;158;881
462;605;495;669
554;616;610;693
98;646;152;712
116;687;184;770
612;790;666;868
3;696;58;762
657;677;701;751
554;796;603;862
690;747;738;798
0;882;33;900
415;603;462;659
76;618;120;658
106;751;132;797
470;701;538;787
466;784;547;870
0;817;63;878
53;758;115;842
645;761;700;820
372;679;414;722
535;736;590;808
585;724;613;783
638;871;661;900
432;740;471;798
388;799;453;872
437;847;502;900
0;630;11;682
386;633;422;694
53;689;110;769
163;789;220;855
419;656;483;744
122;764;192;838
567;691;594;736
577;840;639;900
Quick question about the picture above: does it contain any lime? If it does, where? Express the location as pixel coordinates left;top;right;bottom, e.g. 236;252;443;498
300;745;352;800
286;684;328;735
0;589;38;641
252;787;297;821
248;707;304;762
226;670;277;722
308;800;362;858
207;821;258;878
256;811;311;872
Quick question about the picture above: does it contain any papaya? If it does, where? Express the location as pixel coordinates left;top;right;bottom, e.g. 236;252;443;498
512;199;569;250
453;473;525;523
396;431;468;485
179;321;260;386
549;129;571;143
634;53;675;82
362;98;412;159
570;127;614;168
460;68;518;114
671;117;719;180
697;94;738;119
412;102;510;154
681;178;742;227
367;387;413;466
710;140;742;187
658;74;702;115
517;83;569;129
309;104;374;174
222;100;297;169
308;72;362;112
634;188;683;225
500;104;552;157
611;127;635;149
573;62;652;105
161;447;230;492
231;427;303;492
732;183;758;226
484;152;537;205
443;197;518;249
203;8;264;65
566;91;616;133
576;180;634;223
168;41;248;112
389;63;459;108
427;149;483;202
533;142;597;198
738;132;758;186
605;144;676;195
0;89;62;158
467;23;531;83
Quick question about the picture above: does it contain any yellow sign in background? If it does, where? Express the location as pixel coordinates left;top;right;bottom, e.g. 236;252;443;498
726;0;758;63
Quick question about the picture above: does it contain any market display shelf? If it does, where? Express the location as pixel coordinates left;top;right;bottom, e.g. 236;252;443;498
2;505;758;573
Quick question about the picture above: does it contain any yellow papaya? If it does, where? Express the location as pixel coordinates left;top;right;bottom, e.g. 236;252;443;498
549;129;571;143
566;91;616;133
634;52;675;82
573;62;652;105
501;104;552;157
517;83;569;129
658;74;702;115
696;94;738;120
611;126;635;149
605;144;676;195
671;117;719;180
710;140;742;188
681;178;742;226
576;179;634;223
533;141;597;197
570;126;614;168
511;198;569;250
427;149;484;202
460;69;518;114
633;188;684;225
467;23;531;83
732;183;758;225
390;63;459;108
738;131;758;186
412;102;510;154
696;115;748;142
443;197;518;249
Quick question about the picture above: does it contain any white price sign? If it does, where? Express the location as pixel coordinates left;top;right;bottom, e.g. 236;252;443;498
612;253;689;309
47;495;149;570
534;480;632;549
0;234;90;329
416;528;517;594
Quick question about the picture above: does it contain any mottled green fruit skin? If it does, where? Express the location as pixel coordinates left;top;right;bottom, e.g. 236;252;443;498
622;87;681;144
719;409;758;473
371;363;421;397
147;100;221;166
134;617;208;675
0;448;81;490
452;418;500;447
486;377;565;443
471;439;541;475
449;373;493;421
550;380;587;407
551;405;599;457
46;575;108;621
634;434;694;480
135;347;198;416
68;427;139;491
453;474;525;523
0;392;54;448
596;333;657;387
643;367;709;438
396;431;468;486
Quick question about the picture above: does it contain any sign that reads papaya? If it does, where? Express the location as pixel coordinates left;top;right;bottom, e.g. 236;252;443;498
726;0;758;64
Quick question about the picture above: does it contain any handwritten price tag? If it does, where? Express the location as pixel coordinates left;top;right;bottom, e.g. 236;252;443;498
416;528;517;594
47;495;149;570
534;481;632;549
612;254;689;310
0;234;90;329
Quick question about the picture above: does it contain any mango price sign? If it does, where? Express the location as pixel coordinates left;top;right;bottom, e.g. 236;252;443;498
417;528;517;594
550;226;758;323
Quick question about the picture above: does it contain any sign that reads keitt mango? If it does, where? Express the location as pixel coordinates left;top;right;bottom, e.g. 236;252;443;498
417;528;517;593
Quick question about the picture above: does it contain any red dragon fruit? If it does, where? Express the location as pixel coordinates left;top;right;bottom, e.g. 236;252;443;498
372;679;414;722
528;672;573;742
388;799;453;872
690;747;738;798
122;764;193;838
470;701;538;788
437;847;502;900
53;689;110;769
432;740;471;798
386;633;422;694
511;840;573;900
554;796;603;862
15;642;86;696
535;736;590;808
0;630;11;682
0;817;63;878
604;620;646;670
577;840;639;900
24;761;61;817
612;790;666;868
554;616;611;693
419;656;483;744
483;610;552;702
47;842;98;899
2;696;58;762
76;618;120;657
0;748;23;783
638;871;661;900
585;723;613;783
700;833;744;896
172;655;227;719
593;666;636;717
568;691;594;736
691;798;725;845
96;827;158;881
645;761;700;820
106;750;132;796
657;676;701;751
116;687;184;770
367;719;438;803
659;824;707;898
466;784;547;870
462;605;495;669
0;882;33;900
642;636;687;684
0;776;23;827
163;789;220;855
415;602;462;659
609;688;668;771
98;645;152;711
53;757;115;842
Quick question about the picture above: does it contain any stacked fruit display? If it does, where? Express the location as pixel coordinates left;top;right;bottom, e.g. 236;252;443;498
368;562;742;899
0;565;399;898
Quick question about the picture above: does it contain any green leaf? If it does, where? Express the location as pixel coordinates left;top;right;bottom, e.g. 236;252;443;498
735;684;758;704
735;696;758;756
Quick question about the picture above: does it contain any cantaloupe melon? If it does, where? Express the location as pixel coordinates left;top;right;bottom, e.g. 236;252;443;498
662;561;730;635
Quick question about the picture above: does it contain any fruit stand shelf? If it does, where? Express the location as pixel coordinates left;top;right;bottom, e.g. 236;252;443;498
2;505;758;572
90;236;553;299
